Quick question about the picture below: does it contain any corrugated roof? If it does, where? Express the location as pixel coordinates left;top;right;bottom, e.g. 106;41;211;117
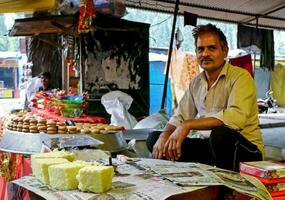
125;0;285;30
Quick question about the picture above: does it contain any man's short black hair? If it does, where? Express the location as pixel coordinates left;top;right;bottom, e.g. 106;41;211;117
192;23;228;48
38;72;51;79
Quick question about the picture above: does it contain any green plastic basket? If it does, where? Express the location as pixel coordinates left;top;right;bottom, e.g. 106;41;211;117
60;108;83;117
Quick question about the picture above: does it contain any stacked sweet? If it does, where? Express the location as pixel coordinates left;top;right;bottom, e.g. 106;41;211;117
6;116;43;133
6;117;57;134
5;112;120;135
46;120;57;134
75;123;122;134
31;151;114;193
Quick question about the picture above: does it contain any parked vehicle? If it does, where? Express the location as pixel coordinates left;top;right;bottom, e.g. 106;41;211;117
257;91;277;114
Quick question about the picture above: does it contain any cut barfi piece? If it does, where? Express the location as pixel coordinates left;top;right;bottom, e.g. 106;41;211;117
31;158;69;184
31;151;75;162
77;166;114;193
48;162;88;190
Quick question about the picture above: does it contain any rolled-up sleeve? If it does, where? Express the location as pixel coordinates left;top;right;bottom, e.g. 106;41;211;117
211;72;256;130
168;85;197;127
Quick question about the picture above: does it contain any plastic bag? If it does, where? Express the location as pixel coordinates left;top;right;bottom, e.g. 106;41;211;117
133;109;169;129
101;91;137;129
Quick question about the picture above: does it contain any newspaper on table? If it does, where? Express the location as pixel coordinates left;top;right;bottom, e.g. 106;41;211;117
13;157;272;200
13;171;202;200
135;158;272;200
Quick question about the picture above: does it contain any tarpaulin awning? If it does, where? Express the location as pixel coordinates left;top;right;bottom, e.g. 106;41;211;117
125;0;285;30
0;0;56;13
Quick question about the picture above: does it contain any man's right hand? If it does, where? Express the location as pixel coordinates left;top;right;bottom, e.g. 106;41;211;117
152;132;171;159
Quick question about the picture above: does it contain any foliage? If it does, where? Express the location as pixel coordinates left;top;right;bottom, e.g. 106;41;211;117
0;15;8;51
0;14;21;52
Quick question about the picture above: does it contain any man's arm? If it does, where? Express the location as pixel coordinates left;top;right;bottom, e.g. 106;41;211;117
152;81;197;159
163;117;224;160
183;117;224;130
152;124;176;159
162;123;177;136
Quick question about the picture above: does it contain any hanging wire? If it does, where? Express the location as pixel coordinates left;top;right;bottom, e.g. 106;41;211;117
151;16;172;27
127;0;175;9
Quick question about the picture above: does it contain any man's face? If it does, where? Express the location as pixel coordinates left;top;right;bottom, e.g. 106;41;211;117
40;76;50;88
196;32;228;73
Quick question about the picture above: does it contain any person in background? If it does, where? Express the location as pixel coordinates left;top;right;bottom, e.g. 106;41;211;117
21;76;41;110
22;72;52;110
38;72;52;91
146;24;263;172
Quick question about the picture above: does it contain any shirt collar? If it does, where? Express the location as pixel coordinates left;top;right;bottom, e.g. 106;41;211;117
217;61;229;79
200;61;229;82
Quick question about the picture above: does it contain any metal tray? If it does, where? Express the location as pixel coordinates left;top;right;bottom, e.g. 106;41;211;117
122;128;162;141
90;131;128;153
0;129;103;155
89;128;162;153
121;128;162;158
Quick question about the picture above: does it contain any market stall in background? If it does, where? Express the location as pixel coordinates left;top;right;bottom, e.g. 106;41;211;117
0;0;155;199
0;52;20;98
0;0;285;200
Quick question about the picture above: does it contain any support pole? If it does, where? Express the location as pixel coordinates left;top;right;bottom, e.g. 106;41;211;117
161;0;180;109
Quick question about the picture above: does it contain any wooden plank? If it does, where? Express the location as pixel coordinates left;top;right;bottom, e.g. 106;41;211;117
9;15;76;36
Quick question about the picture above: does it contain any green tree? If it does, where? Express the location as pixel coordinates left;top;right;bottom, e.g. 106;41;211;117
7;37;19;51
0;14;8;51
0;14;23;52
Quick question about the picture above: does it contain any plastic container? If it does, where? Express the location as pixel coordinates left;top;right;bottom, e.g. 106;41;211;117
60;108;83;117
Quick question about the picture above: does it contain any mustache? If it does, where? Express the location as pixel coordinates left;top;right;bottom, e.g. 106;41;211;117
200;57;213;62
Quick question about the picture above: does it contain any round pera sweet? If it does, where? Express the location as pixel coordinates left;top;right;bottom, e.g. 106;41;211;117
29;118;37;124
47;120;56;126
81;128;91;134
38;118;47;124
47;126;57;131
47;130;57;134
105;125;122;131
38;125;47;131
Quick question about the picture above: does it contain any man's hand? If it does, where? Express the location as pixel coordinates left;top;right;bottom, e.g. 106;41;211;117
152;132;170;159
163;123;190;160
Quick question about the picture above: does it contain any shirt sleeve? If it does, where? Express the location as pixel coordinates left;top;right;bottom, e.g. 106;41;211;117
26;77;42;101
168;84;198;127
212;72;257;130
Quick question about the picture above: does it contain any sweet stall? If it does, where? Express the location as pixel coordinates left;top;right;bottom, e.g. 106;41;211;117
0;0;153;198
0;86;128;198
1;0;285;199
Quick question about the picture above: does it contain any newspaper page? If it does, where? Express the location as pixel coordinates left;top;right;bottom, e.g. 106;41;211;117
13;158;272;200
14;175;199;200
208;167;272;200
134;158;272;200
130;158;221;186
13;161;203;200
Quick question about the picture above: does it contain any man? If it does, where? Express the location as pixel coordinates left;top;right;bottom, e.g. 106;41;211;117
147;24;263;171
22;72;52;110
38;72;52;91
